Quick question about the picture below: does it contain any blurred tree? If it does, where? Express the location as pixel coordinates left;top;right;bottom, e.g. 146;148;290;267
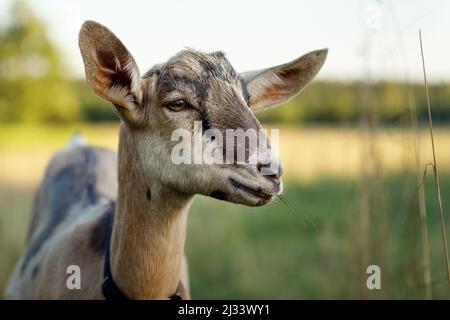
73;80;117;122
0;1;449;125
257;81;450;125
376;82;406;122
0;0;79;123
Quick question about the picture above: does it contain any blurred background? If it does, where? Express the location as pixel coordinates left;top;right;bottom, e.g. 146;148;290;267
1;0;450;299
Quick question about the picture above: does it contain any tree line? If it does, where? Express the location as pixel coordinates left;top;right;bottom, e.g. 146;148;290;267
1;1;449;125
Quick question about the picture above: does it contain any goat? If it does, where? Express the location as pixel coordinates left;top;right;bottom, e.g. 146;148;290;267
5;21;327;299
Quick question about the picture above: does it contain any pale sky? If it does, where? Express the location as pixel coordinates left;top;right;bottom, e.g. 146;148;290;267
1;0;450;82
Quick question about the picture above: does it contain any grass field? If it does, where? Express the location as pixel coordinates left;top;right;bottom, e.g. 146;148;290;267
1;124;450;298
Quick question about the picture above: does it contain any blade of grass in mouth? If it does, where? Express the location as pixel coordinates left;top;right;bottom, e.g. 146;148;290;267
277;194;317;229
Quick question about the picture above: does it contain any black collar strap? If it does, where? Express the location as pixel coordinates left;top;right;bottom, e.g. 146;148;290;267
102;228;182;300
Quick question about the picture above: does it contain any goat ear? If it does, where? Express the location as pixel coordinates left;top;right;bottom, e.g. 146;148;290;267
79;20;144;126
241;49;327;112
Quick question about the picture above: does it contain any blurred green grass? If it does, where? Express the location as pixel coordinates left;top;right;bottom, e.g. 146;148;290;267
0;123;120;150
186;175;450;299
1;124;450;299
2;175;449;299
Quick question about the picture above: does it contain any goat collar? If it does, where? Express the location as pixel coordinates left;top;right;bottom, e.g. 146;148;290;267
102;226;182;300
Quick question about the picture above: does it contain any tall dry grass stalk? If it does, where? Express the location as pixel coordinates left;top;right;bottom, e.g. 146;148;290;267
389;2;432;297
410;91;432;299
389;2;431;297
419;30;450;284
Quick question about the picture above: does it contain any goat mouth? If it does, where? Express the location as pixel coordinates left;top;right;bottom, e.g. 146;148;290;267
228;178;273;201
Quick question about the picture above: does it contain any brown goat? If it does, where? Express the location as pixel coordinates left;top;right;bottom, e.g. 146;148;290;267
5;21;327;299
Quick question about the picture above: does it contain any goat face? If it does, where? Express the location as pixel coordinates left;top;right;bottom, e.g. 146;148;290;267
79;20;327;206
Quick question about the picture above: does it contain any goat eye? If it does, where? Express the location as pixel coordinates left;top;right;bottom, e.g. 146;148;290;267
166;99;189;112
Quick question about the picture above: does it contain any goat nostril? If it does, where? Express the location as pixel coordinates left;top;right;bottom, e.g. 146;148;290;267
272;177;281;187
257;162;282;180
268;174;281;185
